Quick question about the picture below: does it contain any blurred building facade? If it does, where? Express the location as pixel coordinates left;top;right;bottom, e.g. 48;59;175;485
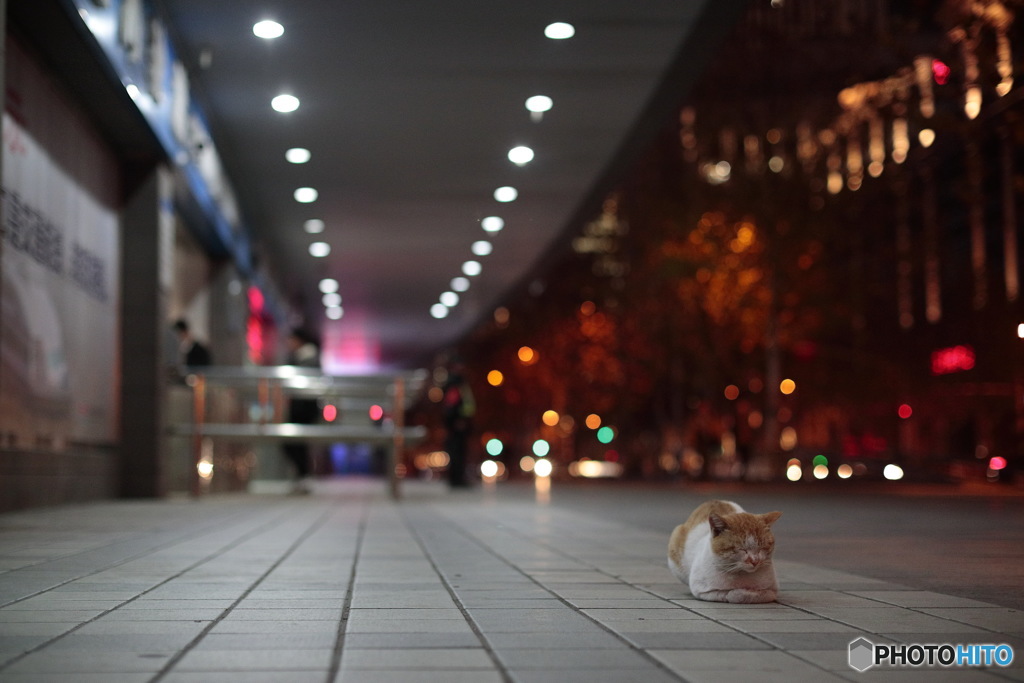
454;0;1024;486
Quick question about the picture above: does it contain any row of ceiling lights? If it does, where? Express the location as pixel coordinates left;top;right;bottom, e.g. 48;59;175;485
255;19;575;324
429;22;574;321
254;18;343;321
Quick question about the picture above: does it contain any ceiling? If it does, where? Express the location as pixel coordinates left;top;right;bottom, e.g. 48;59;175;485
156;0;746;371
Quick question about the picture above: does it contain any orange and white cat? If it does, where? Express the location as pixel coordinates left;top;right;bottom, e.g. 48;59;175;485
667;500;782;603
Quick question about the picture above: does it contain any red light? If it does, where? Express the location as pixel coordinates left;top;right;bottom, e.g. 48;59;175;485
898;404;913;419
989;456;1008;471
931;345;976;375
323;404;338;422
605;449;620;462
932;59;951;85
369;404;384;421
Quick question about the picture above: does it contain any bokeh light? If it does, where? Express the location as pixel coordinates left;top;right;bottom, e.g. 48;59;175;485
534;458;553;477
883;464;905;480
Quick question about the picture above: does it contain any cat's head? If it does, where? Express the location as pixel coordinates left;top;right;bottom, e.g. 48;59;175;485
708;510;782;573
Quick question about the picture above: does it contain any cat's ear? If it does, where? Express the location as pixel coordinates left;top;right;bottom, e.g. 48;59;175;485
708;513;728;537
761;511;782;526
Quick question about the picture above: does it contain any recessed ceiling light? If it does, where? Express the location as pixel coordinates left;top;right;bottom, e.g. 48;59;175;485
285;147;311;164
304;219;325;234
463;260;482;277
322;292;342;307
472;240;493;256
309;241;330;257
544;22;575;39
526;95;553;113
430;304;449;319
508;146;534;166
294;187;318;203
271;94;299;113
253;20;284;39
481;216;505;233
440;291;460;308
451;277;470;292
319;278;339;294
326;306;344;320
494;186;517;203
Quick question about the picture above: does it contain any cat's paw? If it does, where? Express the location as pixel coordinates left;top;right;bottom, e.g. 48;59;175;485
723;588;777;604
693;589;733;603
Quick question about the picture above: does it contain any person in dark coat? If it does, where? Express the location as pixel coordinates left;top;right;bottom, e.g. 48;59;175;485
173;319;211;367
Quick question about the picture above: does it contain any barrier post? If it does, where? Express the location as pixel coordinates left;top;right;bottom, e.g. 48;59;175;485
190;373;206;498
390;375;405;500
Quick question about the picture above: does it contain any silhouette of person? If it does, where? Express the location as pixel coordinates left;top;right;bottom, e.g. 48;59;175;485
442;359;475;488
282;329;320;493
173;319;211;367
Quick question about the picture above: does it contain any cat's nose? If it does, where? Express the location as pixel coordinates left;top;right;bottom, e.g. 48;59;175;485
746;557;761;567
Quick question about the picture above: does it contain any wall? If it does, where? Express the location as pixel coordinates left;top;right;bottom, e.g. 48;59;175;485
0;37;121;510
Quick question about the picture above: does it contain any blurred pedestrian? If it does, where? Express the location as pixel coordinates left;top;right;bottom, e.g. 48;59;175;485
173;319;211;367
282;328;320;493
442;359;475;488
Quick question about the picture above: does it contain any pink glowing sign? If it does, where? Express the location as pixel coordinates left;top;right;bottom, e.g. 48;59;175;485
930;345;975;375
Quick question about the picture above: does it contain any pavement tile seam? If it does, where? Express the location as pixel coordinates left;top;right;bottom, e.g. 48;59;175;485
414;504;738;682
392;506;508;680
3;483;1023;682
0;507;323;675
0;504;282;611
149;503;357;681
422;501;1009;681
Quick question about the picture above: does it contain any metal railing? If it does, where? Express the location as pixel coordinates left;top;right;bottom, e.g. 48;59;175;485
168;366;428;499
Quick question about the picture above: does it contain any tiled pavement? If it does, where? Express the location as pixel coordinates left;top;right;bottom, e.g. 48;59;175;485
0;479;1021;682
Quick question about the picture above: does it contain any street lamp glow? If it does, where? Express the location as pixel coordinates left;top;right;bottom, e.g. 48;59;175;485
271;94;300;113
253;20;284;39
534;458;553;477
544;22;575;39
481;216;505;233
494;186;518;203
508;146;534;166
883;464;905;481
526;95;553;113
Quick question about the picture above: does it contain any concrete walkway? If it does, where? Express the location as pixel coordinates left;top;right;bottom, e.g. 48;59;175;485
0;479;1021;682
